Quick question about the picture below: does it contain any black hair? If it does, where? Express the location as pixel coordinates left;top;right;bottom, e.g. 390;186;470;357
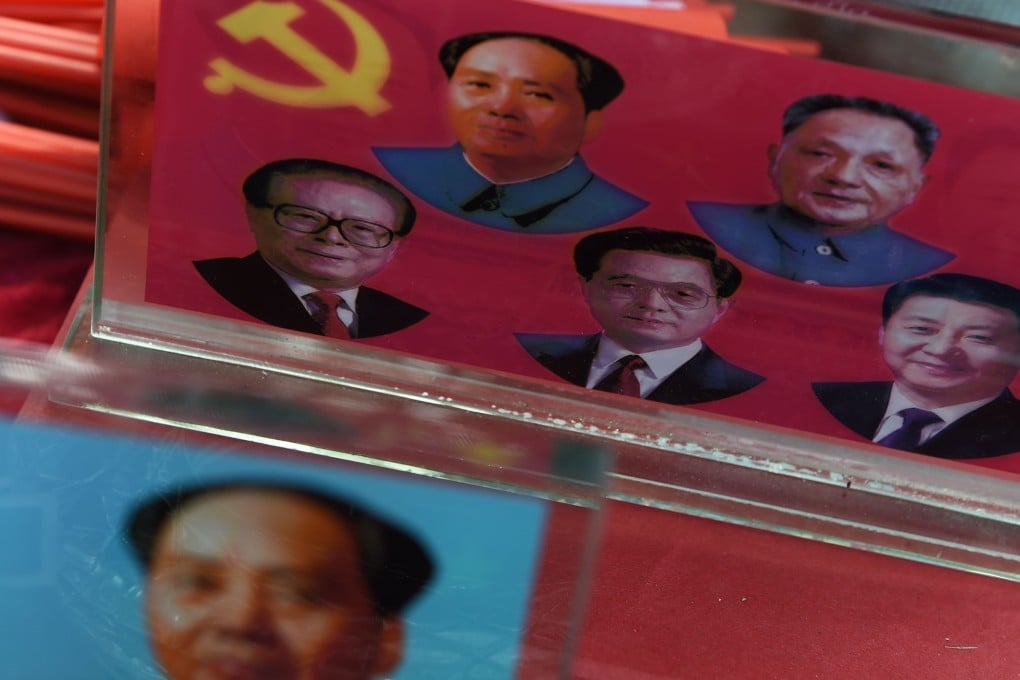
242;159;416;236
782;94;940;163
573;227;742;298
439;31;624;112
125;480;434;617
882;273;1020;328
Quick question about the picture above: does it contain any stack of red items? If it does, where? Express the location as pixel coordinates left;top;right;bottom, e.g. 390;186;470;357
0;0;102;239
0;1;99;352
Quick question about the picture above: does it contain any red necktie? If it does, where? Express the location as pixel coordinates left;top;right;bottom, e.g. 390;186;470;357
593;355;647;397
304;291;351;339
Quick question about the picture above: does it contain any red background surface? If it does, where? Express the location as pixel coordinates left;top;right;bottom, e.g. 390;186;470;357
134;0;1020;473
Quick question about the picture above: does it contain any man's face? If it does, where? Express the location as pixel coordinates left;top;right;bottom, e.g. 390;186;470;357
247;173;401;289
581;250;730;354
446;38;600;180
768;109;927;231
880;295;1020;408
146;490;402;680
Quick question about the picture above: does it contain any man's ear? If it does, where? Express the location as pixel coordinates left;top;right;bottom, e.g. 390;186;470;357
372;617;405;676
382;238;402;263
244;204;260;232
907;172;929;205
712;297;732;324
878;324;886;346
582;110;603;144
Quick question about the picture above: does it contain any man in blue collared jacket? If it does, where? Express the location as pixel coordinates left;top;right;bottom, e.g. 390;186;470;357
688;94;954;286
374;31;647;234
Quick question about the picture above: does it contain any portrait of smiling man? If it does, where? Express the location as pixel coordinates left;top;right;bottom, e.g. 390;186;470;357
194;159;428;339
813;273;1020;459
688;94;954;287
126;481;434;680
373;31;647;233
516;227;763;405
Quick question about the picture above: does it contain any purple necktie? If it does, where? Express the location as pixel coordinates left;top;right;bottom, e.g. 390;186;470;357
875;408;943;451
593;355;647;397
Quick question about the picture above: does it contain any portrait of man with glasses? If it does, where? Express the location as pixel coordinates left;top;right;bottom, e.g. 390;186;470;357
194;159;428;339
516;227;763;405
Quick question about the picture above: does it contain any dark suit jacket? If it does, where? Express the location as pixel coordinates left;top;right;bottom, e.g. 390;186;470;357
812;381;1020;459
194;253;428;339
516;333;764;405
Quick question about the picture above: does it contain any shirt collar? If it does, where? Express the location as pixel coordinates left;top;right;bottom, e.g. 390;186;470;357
444;144;595;221
593;334;704;380
884;382;999;427
765;203;892;259
264;257;360;310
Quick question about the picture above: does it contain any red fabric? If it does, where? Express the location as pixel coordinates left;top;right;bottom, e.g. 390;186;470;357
0;227;92;413
573;502;1020;679
0;227;92;343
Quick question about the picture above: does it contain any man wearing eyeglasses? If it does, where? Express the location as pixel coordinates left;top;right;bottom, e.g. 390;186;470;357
516;227;763;405
194;159;428;339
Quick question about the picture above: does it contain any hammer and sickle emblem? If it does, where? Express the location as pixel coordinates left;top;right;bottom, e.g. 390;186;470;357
204;0;390;115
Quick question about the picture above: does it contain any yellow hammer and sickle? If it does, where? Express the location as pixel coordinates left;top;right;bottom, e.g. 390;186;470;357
204;0;390;115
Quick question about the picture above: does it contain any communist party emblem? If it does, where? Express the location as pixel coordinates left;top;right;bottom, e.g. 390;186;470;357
204;0;390;115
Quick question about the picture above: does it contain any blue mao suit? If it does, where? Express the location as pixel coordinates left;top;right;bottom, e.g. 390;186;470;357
374;144;647;234
687;201;954;287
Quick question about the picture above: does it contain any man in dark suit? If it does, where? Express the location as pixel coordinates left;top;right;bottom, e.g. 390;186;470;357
195;159;428;339
517;227;763;405
813;273;1020;459
688;94;953;286
126;481;433;680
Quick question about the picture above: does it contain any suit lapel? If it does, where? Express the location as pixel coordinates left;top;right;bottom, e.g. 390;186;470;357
917;391;1020;459
554;335;600;387
841;382;891;439
647;345;729;405
354;286;428;338
241;254;322;333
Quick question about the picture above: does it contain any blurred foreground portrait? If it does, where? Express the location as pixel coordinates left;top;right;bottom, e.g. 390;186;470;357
126;481;434;680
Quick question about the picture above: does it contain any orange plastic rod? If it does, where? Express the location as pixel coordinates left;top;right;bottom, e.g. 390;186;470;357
0;154;97;202
0;121;98;169
0;24;99;62
0;14;99;48
0;43;101;89
0;183;95;216
0;6;103;25
0;203;94;239
0;86;99;137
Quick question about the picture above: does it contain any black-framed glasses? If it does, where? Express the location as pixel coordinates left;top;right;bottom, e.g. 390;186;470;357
596;274;718;310
272;204;395;248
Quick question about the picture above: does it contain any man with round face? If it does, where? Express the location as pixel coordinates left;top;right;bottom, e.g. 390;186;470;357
374;32;647;234
126;482;433;680
688;94;954;287
814;273;1020;459
194;159;428;339
516;227;763;405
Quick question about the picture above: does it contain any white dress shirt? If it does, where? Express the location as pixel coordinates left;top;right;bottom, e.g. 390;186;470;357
585;335;704;398
872;383;998;444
